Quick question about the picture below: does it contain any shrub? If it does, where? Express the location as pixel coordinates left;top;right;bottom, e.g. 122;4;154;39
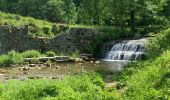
0;51;23;66
46;51;56;57
71;50;80;58
58;24;69;32
51;24;60;35
42;27;50;35
7;50;23;65
22;50;41;58
0;55;12;66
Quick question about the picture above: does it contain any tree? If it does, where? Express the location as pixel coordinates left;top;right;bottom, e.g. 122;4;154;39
79;0;104;25
42;0;65;22
63;0;77;24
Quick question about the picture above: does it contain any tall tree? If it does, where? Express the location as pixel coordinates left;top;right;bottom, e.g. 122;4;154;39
63;0;77;24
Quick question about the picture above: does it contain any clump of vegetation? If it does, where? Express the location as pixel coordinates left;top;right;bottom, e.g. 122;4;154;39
22;50;41;58
0;50;42;66
0;51;23;66
0;12;69;38
46;51;56;57
0;72;114;100
71;50;80;58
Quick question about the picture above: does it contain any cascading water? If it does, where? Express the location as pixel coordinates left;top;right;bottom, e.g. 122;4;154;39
103;38;146;61
101;38;147;71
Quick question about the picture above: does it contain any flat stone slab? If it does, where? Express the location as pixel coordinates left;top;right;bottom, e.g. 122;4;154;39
24;56;72;63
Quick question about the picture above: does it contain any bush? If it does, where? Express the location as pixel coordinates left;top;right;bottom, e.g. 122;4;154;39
0;72;116;100
7;50;23;64
0;51;23;66
58;24;69;32
42;27;50;35
46;51;56;57
71;50;80;58
22;50;41;58
51;24;60;35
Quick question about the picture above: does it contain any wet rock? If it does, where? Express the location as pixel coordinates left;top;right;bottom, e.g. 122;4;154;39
12;76;18;79
28;76;35;79
11;65;16;67
55;66;60;69
22;71;29;75
0;74;4;76
52;76;59;79
45;63;52;67
105;82;117;90
0;69;6;73
35;76;43;79
78;63;83;65
95;61;100;64
29;64;36;67
5;77;10;80
75;58;85;63
19;67;30;71
90;61;94;63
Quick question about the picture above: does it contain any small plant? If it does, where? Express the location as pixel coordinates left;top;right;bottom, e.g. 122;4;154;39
42;27;50;35
71;50;80;58
8;50;23;65
0;50;23;66
46;51;56;57
58;24;69;32
22;50;41;58
51;24;60;35
31;58;39;64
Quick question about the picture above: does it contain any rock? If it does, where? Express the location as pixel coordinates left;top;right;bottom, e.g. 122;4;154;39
95;61;100;64
19;67;30;71
105;82;117;90
22;71;29;75
45;63;52;67
0;69;6;73
90;61;94;63
28;76;35;79
55;66;60;69
52;76;59;79
29;64;36;67
78;63;83;65
11;65;16;67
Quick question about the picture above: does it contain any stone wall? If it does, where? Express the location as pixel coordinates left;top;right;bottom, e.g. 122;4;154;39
0;25;44;54
48;28;100;54
0;25;101;54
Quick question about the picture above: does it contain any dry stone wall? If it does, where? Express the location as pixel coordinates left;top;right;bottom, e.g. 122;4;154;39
48;28;100;54
0;25;101;54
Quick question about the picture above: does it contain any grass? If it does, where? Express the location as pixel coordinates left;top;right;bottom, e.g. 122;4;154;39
0;50;43;66
0;11;135;39
0;72;117;100
0;11;69;38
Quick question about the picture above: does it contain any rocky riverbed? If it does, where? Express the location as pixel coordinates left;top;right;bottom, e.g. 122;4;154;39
0;62;103;82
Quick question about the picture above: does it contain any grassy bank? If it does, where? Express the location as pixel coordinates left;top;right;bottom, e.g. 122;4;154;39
0;50;42;66
0;28;169;99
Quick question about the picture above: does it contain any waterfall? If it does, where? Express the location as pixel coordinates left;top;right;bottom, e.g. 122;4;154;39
103;38;146;61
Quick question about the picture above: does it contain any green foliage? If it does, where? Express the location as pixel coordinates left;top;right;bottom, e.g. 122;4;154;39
0;0;169;29
0;50;42;66
0;51;23;66
71;50;80;58
46;51;56;57
22;50;41;58
110;28;170;99
0;0;77;24
0;72;117;100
